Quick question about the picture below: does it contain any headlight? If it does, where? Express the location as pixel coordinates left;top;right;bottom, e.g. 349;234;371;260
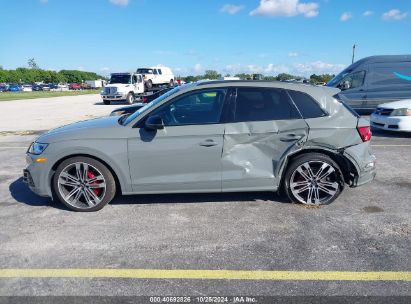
390;108;411;116
28;142;49;155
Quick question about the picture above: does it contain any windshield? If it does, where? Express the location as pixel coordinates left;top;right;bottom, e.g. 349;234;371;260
137;69;153;74
109;74;131;84
327;68;351;87
123;87;181;126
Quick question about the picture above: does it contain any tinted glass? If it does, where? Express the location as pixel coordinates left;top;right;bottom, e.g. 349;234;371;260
288;90;326;119
153;69;158;75
158;69;162;75
234;88;300;122
369;62;411;86
151;89;227;126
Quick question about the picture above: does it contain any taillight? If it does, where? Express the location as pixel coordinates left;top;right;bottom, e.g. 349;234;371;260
142;97;148;103
357;126;372;142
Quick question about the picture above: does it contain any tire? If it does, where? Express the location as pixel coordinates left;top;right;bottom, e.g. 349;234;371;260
126;92;134;104
169;79;174;87
103;100;110;105
52;156;116;212
146;80;153;89
283;153;343;205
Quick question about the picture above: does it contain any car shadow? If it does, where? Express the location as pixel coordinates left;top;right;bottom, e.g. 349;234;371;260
9;177;289;210
8;177;68;210
111;191;289;206
371;128;411;138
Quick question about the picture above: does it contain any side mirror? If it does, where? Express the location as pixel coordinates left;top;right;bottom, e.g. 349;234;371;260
145;115;164;130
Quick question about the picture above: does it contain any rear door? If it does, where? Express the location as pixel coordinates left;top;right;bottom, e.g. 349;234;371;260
222;87;309;192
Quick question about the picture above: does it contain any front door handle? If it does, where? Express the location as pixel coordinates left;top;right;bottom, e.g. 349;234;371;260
280;134;304;142
199;139;218;147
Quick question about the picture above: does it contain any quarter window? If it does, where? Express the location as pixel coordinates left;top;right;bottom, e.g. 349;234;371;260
158;69;162;75
234;88;300;122
153;69;158;75
151;89;227;126
287;90;326;119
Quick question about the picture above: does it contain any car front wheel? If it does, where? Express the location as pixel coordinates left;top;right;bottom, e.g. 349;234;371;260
53;157;116;211
126;93;134;104
284;153;343;205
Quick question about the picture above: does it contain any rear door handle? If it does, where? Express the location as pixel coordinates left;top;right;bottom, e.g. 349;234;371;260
199;139;218;147
280;134;304;142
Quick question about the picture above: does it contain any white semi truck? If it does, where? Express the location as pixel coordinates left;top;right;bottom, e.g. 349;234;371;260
101;73;145;105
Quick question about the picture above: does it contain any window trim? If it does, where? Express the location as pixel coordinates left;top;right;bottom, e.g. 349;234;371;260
134;88;230;128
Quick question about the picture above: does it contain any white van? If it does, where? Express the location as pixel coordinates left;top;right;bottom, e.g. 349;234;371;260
136;66;175;89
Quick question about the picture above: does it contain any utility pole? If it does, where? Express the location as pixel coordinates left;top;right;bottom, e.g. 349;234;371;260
352;44;356;64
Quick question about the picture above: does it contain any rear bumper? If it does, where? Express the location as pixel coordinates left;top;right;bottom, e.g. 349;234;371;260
343;143;376;188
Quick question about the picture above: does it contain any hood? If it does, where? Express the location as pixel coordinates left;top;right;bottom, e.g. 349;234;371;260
378;99;411;109
37;116;125;143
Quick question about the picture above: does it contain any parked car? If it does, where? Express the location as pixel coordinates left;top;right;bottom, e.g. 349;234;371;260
57;84;69;91
327;55;411;112
32;84;43;91
41;84;50;91
81;83;92;90
24;81;376;211
69;83;82;90
136;66;175;89
370;99;411;132
0;84;8;92
8;84;21;92
141;87;173;103
49;83;59;90
110;104;145;117
21;85;33;92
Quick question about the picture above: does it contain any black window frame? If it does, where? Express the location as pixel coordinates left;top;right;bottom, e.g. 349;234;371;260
227;87;302;123
135;87;231;128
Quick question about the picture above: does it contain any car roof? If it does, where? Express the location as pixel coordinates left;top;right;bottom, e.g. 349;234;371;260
184;80;340;96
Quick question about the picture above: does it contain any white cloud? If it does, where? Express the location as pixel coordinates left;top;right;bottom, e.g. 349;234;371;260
340;12;352;22
193;63;203;74
40;0;48;4
382;9;408;21
250;0;319;18
109;0;129;7
293;61;345;75
100;67;110;72
288;52;299;57
77;66;85;71
220;4;245;15
363;10;373;17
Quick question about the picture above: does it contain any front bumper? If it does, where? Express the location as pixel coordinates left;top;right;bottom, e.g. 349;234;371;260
370;113;411;132
23;154;53;198
101;93;127;101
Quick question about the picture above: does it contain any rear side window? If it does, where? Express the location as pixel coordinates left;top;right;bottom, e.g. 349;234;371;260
287;90;326;119
234;88;300;122
158;69;162;75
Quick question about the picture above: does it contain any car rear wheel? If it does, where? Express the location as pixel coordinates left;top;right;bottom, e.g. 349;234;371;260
53;157;116;212
126;93;134;104
284;153;343;205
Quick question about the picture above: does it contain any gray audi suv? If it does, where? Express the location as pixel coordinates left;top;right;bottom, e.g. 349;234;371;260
24;81;376;211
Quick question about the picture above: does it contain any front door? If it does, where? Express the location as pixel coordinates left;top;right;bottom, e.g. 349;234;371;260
222;87;309;192
127;88;228;193
338;70;367;110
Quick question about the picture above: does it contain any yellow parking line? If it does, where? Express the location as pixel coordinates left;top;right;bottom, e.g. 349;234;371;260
0;269;409;281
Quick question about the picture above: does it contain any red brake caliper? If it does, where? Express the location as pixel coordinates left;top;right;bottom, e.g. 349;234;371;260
87;171;101;196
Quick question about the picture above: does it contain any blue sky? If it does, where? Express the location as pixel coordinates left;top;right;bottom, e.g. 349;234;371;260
0;0;410;76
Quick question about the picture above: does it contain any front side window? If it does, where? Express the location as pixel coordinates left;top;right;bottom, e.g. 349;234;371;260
234;88;300;122
340;70;365;90
151;89;227;126
153;69;158;75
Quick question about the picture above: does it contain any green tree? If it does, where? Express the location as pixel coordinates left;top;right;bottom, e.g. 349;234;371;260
203;70;221;80
28;58;39;70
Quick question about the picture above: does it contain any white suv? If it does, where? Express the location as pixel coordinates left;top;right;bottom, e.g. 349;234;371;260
137;66;175;89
